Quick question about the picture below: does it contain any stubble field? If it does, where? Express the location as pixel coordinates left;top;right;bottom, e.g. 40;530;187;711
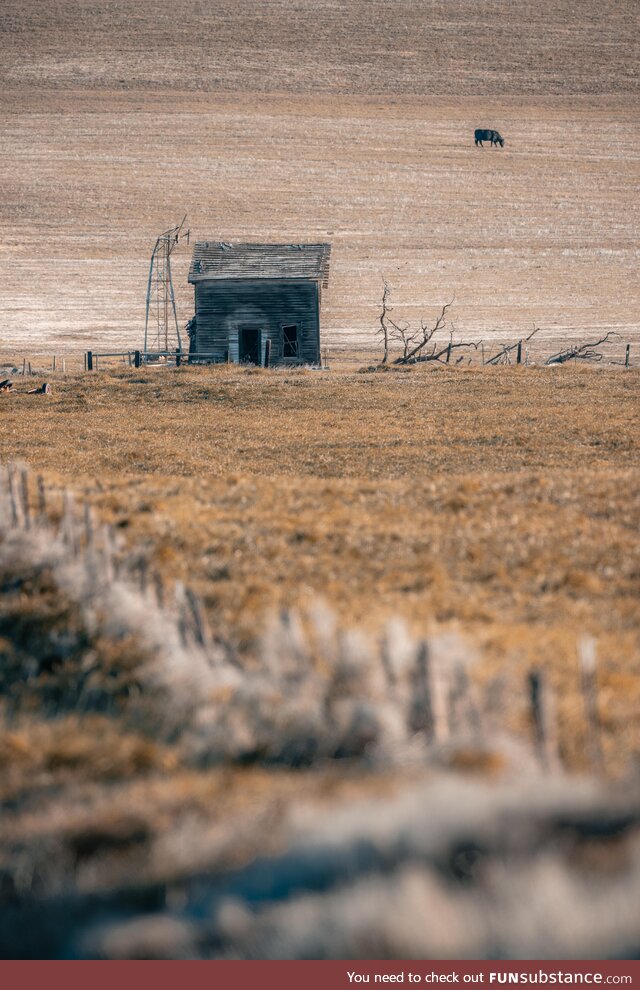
0;0;639;361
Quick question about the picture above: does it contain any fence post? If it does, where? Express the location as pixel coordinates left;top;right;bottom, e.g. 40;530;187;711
517;340;522;364
52;355;56;372
528;669;559;770
175;348;181;367
134;350;141;368
264;338;271;368
446;341;452;364
579;637;603;770
87;351;93;371
625;343;631;368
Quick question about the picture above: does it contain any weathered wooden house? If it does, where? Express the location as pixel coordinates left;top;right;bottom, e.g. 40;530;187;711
187;242;331;365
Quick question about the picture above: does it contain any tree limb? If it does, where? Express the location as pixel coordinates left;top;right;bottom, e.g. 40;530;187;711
485;325;541;366
545;331;620;365
393;297;456;364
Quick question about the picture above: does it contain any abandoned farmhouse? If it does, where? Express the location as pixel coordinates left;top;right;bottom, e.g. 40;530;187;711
187;242;332;366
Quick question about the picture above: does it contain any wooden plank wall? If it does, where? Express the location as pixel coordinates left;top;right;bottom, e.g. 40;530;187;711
194;279;320;365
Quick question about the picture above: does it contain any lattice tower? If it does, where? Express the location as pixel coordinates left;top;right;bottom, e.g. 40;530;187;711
144;216;189;354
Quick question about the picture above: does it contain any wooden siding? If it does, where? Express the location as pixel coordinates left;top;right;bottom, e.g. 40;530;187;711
194;279;320;365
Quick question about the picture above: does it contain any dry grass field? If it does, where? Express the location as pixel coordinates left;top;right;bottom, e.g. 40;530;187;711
1;362;640;958
1;0;639;960
2;363;639;771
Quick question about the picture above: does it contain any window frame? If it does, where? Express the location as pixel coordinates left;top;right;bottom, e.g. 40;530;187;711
281;323;300;359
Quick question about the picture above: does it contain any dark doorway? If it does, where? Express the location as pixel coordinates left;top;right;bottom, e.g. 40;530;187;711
282;324;299;358
239;326;262;364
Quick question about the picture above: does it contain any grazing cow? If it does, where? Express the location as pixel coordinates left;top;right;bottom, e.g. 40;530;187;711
474;128;505;147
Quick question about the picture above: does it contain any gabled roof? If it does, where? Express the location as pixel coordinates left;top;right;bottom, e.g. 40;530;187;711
188;242;331;288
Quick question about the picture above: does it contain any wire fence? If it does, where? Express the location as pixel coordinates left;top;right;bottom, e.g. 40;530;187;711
2;336;637;378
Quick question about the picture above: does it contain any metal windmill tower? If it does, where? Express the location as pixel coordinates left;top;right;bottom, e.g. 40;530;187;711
144;216;189;355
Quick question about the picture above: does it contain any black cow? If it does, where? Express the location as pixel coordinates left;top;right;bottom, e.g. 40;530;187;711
474;128;505;147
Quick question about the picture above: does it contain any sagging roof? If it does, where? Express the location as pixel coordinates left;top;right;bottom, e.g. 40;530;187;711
188;242;331;288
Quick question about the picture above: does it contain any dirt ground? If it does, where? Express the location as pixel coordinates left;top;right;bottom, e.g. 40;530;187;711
0;1;639;362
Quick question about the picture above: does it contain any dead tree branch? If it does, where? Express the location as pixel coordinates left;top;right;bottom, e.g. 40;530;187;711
485;325;540;366
387;316;420;361
374;288;482;366
394;297;456;364
546;331;620;365
377;278;392;365
416;336;483;365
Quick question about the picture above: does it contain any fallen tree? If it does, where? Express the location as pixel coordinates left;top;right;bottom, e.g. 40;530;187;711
374;287;625;369
545;331;620;365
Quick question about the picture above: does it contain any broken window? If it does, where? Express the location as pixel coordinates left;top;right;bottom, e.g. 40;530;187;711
282;324;299;357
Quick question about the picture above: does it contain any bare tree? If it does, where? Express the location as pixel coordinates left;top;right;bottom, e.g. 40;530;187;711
375;285;483;366
377;278;392;365
377;283;455;364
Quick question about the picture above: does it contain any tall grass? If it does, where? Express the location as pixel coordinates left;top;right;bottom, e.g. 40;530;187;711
2;463;640;960
1;463;502;766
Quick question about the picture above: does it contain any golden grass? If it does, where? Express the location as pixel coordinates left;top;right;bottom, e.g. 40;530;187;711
0;716;178;796
0;718;407;900
1;361;639;770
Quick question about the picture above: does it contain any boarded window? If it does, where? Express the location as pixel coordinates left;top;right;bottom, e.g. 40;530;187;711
282;324;299;357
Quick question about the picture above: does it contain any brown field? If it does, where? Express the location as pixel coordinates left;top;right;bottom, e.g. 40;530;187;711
2;363;639;770
2;361;640;958
1;1;639;361
1;0;640;960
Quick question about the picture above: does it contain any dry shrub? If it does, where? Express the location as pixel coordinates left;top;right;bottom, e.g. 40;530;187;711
0;469;497;768
0;716;176;794
2;465;640;960
78;774;640;960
